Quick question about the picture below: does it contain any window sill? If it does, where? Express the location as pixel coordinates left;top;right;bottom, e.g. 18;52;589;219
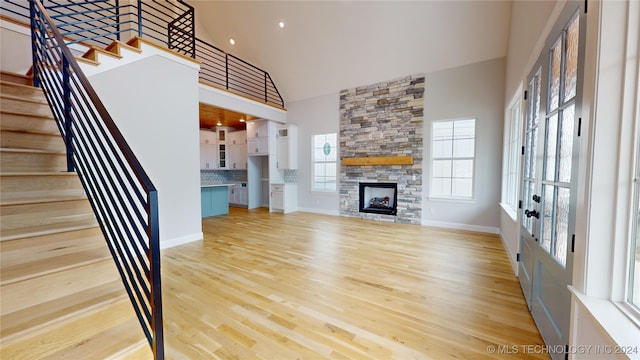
500;202;518;221
568;286;640;359
427;196;475;204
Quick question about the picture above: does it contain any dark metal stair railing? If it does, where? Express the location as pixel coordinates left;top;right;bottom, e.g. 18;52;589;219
29;0;163;358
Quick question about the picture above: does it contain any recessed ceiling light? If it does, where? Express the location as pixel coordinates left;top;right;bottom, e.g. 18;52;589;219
278;21;285;29
229;38;235;45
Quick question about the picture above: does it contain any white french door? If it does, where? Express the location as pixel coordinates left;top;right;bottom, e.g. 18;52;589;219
518;3;585;359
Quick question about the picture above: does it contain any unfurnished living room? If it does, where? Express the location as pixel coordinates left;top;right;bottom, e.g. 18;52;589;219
0;0;639;359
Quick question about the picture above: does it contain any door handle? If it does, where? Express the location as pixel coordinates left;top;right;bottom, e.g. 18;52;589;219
524;209;540;219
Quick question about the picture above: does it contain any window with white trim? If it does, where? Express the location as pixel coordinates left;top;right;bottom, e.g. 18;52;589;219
629;106;640;311
430;118;476;199
312;133;337;192
501;96;522;216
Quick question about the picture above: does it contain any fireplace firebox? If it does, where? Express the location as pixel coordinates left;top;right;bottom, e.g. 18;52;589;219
359;182;398;215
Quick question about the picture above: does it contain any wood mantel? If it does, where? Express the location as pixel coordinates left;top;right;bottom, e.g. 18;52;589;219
342;156;414;166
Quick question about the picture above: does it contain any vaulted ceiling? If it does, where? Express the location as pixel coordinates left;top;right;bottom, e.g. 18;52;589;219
190;1;513;104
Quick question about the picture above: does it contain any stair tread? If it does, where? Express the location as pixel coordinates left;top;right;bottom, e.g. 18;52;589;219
0;171;77;176
0;92;48;105
0;193;90;206
0;280;129;346
0;218;98;242
40;317;151;360
1;126;60;137
1;245;110;286
0;147;66;155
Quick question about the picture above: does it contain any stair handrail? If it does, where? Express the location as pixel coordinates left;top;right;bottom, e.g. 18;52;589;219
29;0;163;358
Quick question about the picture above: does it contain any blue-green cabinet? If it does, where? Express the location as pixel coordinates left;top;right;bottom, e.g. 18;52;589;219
201;186;229;217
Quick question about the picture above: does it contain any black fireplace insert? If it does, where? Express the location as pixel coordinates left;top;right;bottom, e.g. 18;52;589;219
359;182;398;215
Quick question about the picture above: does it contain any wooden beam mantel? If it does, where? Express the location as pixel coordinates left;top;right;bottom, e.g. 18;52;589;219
342;156;414;166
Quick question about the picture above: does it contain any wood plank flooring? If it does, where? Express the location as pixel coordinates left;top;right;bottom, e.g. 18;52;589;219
162;207;548;360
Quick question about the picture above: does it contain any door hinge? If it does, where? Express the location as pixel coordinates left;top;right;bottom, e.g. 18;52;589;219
565;344;570;360
585;0;588;14
521;146;525;155
518;200;522;209
571;234;575;252
517;253;521;262
578;117;582;136
524;90;528;100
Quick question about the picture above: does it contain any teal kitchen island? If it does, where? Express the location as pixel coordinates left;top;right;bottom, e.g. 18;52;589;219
200;184;232;217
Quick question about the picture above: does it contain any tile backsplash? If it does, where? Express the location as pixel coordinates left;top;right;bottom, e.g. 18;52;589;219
201;170;248;183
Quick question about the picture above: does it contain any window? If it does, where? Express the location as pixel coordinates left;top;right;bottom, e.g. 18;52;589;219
629;105;640;311
502;96;523;216
312;133;337;192
430;118;475;199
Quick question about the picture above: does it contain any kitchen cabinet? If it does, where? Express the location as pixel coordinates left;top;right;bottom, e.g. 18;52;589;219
270;183;297;213
201;185;229;217
276;125;297;170
216;127;228;169
229;183;248;206
246;119;271;156
200;130;216;170
246;120;269;139
228;131;247;170
247;137;268;156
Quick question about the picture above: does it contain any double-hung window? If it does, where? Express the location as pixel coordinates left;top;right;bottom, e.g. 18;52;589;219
312;133;337;192
430;118;476;199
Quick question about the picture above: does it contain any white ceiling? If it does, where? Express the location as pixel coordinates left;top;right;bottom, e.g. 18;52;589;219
191;1;513;104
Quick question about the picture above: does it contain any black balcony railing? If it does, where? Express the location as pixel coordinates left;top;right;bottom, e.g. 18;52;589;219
1;0;284;108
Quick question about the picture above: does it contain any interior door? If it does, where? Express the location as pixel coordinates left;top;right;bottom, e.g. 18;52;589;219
518;3;585;359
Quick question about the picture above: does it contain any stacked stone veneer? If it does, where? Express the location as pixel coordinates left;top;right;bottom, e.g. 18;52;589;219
339;74;424;224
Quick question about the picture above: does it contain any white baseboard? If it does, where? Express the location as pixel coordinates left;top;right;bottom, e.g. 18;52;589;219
421;219;500;234
499;231;519;275
160;232;203;249
297;207;340;216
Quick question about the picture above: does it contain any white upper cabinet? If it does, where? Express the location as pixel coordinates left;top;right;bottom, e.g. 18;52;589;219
276;125;297;170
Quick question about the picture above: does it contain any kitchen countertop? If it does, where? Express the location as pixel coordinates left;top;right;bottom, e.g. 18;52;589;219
200;182;234;188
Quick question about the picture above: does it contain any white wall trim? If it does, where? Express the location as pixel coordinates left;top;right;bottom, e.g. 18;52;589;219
160;232;203;249
499;230;519;275
421;219;500;235
199;83;288;124
0;19;29;36
298;207;340;217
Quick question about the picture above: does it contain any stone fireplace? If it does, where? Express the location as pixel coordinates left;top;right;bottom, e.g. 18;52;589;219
339;74;424;224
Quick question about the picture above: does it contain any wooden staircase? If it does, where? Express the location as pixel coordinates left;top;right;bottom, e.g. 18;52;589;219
0;73;152;359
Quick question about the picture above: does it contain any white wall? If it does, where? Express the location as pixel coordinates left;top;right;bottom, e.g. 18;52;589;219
286;92;340;215
88;55;202;249
0;19;31;74
422;57;506;234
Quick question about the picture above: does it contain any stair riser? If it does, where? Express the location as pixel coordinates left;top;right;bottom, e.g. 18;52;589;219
0;259;120;316
0;174;85;204
0;82;46;102
0;151;68;172
1;130;66;152
0;199;95;232
0;73;33;86
1;96;52;118
0;112;59;134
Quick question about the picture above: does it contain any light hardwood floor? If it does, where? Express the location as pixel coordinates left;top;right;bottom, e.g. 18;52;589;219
162;207;548;360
